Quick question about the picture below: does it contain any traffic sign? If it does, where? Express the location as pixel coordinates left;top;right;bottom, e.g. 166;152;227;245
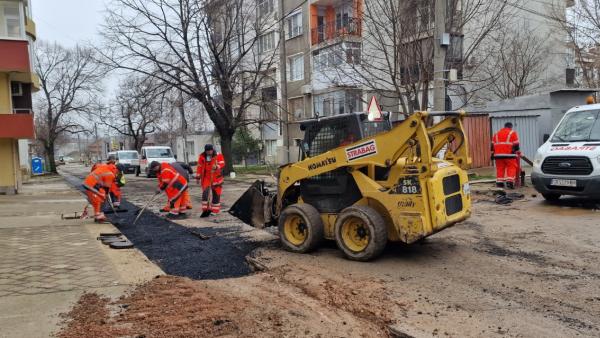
367;96;383;121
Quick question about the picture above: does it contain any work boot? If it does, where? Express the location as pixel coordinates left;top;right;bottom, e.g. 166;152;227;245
506;182;515;189
166;212;181;219
186;205;193;210
160;207;170;213
496;182;504;188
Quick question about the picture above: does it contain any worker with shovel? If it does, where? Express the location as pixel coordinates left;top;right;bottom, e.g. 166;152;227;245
82;161;123;223
197;144;225;217
150;161;189;219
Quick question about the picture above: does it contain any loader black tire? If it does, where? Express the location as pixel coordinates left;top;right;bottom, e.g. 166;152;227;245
334;205;387;261
278;203;324;254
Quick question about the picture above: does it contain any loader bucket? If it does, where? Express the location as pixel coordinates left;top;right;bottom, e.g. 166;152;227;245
229;180;273;228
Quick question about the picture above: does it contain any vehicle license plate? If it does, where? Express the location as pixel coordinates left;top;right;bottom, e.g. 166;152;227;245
550;179;577;187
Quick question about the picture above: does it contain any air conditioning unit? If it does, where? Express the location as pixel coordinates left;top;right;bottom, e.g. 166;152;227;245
301;85;312;95
11;82;23;96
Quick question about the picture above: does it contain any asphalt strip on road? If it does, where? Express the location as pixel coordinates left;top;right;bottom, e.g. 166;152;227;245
61;171;262;280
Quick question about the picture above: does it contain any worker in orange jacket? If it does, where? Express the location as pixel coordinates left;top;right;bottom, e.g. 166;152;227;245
91;156;125;208
492;122;520;189
197;144;225;215
82;163;119;223
150;161;189;219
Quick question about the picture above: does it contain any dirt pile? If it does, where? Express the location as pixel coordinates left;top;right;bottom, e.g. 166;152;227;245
57;272;395;338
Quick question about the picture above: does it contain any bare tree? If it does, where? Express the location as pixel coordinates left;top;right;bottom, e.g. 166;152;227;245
100;0;283;173
34;41;104;173
480;26;548;99
552;0;600;88
323;0;511;113
98;75;167;152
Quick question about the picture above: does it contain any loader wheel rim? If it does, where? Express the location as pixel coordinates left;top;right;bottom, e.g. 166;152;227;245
284;215;308;246
341;217;370;252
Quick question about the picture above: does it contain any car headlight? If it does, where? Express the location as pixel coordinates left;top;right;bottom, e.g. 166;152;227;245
534;152;543;165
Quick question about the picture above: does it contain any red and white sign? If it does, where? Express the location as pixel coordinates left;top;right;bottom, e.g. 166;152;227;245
346;140;378;161
367;96;383;121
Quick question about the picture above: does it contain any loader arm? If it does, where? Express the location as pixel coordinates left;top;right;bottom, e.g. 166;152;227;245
276;111;433;213
426;111;471;170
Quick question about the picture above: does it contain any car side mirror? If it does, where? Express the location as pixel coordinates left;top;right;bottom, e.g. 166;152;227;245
141;155;146;160
543;134;550;143
174;155;178;160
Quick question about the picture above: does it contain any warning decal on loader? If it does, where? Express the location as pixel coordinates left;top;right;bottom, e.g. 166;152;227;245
346;140;377;161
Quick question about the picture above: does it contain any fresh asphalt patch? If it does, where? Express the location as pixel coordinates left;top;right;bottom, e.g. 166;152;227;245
61;170;260;280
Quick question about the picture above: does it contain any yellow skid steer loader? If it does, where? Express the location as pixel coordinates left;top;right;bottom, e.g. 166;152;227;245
230;111;472;261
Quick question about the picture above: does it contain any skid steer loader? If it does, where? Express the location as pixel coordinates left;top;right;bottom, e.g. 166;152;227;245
230;111;472;261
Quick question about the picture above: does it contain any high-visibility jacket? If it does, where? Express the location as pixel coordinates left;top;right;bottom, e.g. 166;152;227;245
157;162;188;203
492;128;520;158
83;165;116;197
197;152;225;188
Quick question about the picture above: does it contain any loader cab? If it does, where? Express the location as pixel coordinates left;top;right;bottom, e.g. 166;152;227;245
299;112;392;159
297;112;392;213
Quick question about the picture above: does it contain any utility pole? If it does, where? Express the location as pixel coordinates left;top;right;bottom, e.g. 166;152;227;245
278;0;290;163
178;89;188;163
433;0;448;112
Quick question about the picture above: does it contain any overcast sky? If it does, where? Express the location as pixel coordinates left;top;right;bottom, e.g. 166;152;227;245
33;0;107;46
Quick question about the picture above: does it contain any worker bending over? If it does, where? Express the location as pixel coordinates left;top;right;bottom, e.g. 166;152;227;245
90;155;126;208
82;162;123;223
159;162;194;212
492;122;520;189
150;161;189;219
197;144;225;215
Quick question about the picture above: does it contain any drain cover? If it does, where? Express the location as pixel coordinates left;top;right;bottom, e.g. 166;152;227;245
110;240;134;249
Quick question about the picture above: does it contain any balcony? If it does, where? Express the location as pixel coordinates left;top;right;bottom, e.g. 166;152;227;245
0;40;30;73
311;17;362;46
0;113;34;139
25;17;36;40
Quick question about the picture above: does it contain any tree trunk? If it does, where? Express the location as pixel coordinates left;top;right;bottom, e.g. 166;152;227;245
46;141;57;174
220;133;234;174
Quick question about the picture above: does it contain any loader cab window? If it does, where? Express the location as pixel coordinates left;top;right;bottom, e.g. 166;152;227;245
306;124;359;156
362;120;392;138
304;116;361;157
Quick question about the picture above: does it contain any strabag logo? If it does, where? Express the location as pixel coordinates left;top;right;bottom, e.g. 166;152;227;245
346;140;377;161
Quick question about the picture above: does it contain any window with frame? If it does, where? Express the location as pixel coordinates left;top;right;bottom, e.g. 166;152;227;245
288;54;304;82
258;0;274;18
287;11;303;39
289;97;304;121
345;42;361;65
265;140;277;157
1;2;23;39
258;31;276;53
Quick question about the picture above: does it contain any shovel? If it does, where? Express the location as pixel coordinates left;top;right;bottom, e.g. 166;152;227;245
200;166;216;218
133;191;161;225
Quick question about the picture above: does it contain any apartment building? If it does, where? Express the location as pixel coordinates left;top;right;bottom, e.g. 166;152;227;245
241;0;572;164
0;0;38;194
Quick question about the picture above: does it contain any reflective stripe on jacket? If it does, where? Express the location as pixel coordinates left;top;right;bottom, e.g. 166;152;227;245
197;152;225;188
492;128;519;158
82;165;115;196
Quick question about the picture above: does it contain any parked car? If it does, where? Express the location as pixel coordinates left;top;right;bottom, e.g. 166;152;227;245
532;102;600;201
116;150;140;174
139;146;177;177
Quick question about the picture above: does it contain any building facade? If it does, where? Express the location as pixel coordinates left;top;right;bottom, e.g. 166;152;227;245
0;0;38;194
233;0;575;165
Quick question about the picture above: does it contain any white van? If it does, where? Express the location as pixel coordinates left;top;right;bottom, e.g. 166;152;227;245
139;146;177;177
116;150;140;174
532;103;600;201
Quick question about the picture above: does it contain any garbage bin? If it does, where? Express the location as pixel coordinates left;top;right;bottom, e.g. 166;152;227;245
31;157;43;175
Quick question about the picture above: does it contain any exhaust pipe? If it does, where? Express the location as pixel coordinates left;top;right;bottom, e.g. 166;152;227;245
228;180;276;228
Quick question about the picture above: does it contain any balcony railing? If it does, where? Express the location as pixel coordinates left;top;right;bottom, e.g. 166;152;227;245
13;108;33;114
311;17;362;45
